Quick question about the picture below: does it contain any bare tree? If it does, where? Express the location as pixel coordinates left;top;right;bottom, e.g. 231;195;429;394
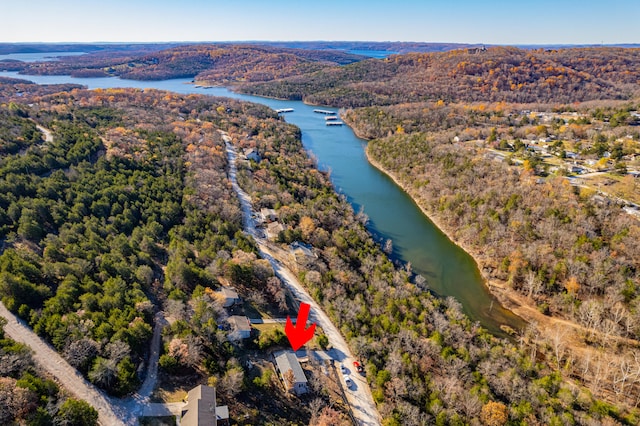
105;340;131;364
524;270;542;299
309;397;325;423
64;338;99;371
219;367;244;398
383;238;393;254
549;325;569;371
613;351;640;397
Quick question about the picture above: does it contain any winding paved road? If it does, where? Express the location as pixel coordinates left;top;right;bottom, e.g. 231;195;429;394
223;133;381;426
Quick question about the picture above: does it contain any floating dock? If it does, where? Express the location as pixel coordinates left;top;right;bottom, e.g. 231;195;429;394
326;121;344;126
314;109;334;114
276;108;294;113
325;116;339;121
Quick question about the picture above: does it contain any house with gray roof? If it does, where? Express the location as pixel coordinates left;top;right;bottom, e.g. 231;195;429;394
274;351;308;395
228;315;252;341
181;385;229;426
216;286;241;308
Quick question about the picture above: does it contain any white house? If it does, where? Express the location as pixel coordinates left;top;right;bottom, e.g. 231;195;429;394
266;222;285;240
260;208;277;223
274;351;308;395
289;242;317;268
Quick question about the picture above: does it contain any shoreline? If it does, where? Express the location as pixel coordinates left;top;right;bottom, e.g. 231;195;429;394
364;146;640;349
364;146;542;329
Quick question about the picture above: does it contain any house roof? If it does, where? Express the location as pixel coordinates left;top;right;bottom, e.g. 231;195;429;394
219;286;239;300
228;315;251;332
260;208;277;218
290;241;316;259
216;405;229;421
181;385;228;426
274;351;307;385
266;222;285;234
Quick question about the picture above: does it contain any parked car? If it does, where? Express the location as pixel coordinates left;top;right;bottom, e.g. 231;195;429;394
343;375;353;388
353;361;364;374
339;363;347;374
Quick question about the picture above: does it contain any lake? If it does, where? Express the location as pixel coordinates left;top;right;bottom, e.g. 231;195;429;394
0;52;87;62
0;70;526;335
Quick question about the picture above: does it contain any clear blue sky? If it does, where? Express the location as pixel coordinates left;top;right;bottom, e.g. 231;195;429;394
2;0;639;44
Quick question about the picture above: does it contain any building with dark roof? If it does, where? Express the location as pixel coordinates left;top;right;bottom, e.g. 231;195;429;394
181;385;229;426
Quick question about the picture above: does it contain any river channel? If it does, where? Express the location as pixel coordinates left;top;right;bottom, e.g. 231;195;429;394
0;70;526;335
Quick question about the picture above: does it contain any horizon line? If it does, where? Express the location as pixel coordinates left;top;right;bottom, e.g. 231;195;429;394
1;40;639;46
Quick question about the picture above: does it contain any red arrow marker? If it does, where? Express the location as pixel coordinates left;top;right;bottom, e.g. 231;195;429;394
285;302;316;351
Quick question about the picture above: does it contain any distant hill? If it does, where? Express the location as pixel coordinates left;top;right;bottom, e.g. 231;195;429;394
0;41;485;57
243;41;485;54
0;43;182;55
240;46;640;106
4;41;637;56
0;44;365;81
3;44;639;106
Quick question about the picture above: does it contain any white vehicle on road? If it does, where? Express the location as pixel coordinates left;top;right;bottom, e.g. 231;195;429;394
343;375;354;388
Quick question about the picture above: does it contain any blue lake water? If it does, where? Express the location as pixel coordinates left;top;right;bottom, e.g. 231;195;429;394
0;52;87;62
0;71;526;335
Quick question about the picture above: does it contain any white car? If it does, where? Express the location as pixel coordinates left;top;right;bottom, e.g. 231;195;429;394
339;363;347;374
343;375;353;388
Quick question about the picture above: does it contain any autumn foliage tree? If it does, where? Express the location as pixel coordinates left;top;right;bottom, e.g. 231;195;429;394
480;401;508;426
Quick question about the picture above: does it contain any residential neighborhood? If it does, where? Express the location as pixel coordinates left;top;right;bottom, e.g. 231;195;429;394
471;109;640;217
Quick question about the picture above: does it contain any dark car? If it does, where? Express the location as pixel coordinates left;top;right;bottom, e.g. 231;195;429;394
353;361;364;374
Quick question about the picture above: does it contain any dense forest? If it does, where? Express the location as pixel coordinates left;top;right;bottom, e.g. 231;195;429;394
1;45;640;424
1;318;99;424
0;44;364;81
224;101;640;423
243;47;640;106
0;86;327;424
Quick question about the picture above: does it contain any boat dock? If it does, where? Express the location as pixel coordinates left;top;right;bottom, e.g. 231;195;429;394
325;116;339;121
276;108;294;113
314;109;335;114
326;121;344;126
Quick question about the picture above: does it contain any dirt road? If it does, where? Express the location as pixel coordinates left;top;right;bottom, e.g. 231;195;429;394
224;135;381;426
0;302;125;426
114;311;168;424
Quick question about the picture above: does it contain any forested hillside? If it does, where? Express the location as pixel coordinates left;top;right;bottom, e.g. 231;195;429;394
1;44;364;81
1;79;638;424
353;96;640;416
6;45;638;106
243;47;640;106
0;85;325;424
